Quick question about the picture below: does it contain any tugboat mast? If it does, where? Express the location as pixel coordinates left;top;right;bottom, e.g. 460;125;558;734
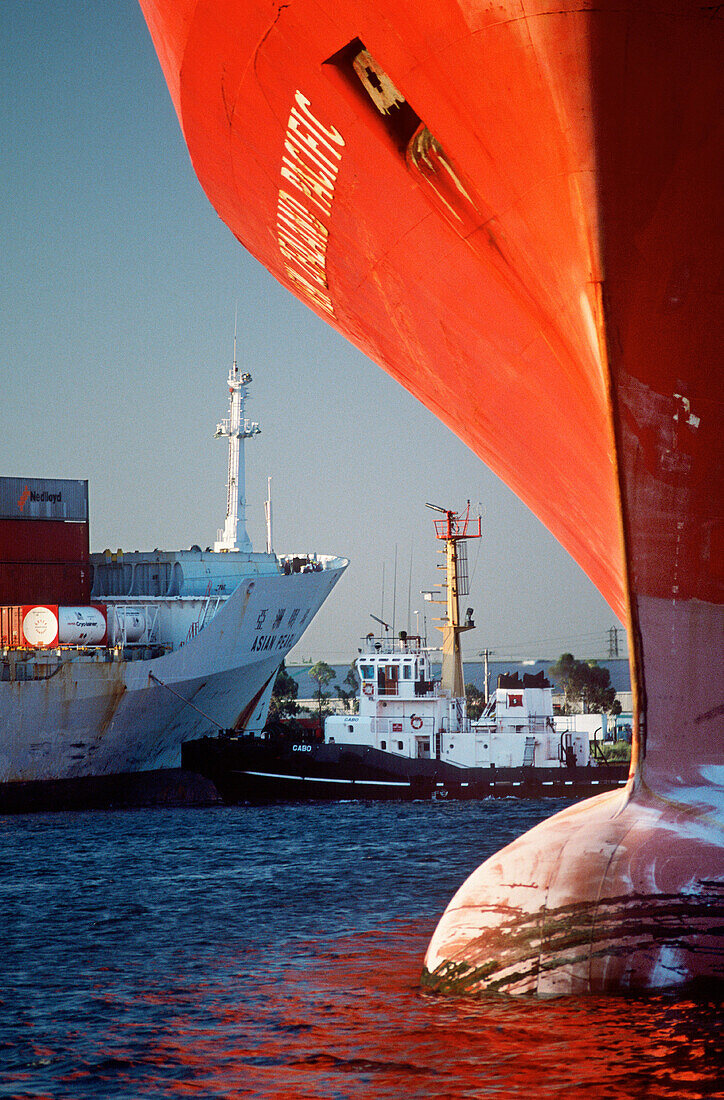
214;316;260;552
426;501;481;698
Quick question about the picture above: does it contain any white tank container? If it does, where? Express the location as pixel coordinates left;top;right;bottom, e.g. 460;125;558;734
22;605;59;647
57;606;107;645
109;608;146;644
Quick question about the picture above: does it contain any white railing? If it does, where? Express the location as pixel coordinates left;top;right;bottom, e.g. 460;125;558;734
186;595;223;643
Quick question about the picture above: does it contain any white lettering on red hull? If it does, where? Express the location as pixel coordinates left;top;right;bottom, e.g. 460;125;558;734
277;91;345;318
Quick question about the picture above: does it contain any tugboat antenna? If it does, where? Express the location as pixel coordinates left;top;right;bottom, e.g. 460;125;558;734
430;503;482;697
233;303;238;373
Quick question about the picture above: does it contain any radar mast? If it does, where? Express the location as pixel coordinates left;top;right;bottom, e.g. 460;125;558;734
214;313;260;552
426;501;481;698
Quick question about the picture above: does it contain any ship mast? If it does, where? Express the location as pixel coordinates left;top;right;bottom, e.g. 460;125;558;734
214;315;260;552
426;502;481;698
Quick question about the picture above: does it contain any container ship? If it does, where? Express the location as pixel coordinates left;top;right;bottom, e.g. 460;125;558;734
0;350;347;813
138;1;722;993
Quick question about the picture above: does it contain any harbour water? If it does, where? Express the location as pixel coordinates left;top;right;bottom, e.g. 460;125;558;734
1;801;720;1098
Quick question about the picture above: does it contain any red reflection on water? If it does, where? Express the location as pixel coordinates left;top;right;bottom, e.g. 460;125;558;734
55;921;722;1098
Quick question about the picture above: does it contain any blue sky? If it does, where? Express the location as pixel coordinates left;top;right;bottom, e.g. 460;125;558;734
1;2;626;662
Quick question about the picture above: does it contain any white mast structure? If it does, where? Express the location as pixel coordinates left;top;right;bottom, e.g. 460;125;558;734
214;319;260;552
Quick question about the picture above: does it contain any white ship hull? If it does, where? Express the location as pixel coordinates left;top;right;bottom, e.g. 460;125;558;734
0;560;346;787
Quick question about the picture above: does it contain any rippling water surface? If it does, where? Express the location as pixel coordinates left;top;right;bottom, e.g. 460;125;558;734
1;802;721;1097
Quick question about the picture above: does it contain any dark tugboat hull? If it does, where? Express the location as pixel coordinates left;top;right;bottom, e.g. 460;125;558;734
182;737;628;803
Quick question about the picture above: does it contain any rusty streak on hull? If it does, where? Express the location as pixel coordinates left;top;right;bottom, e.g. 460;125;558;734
424;787;724;995
139;0;723;993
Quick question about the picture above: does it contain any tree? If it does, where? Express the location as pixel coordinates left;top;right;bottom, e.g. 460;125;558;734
548;653;617;714
308;660;336;723
465;682;486;721
336;663;360;712
267;660;300;720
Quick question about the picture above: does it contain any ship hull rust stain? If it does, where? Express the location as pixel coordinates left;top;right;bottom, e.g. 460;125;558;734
97;671;128;737
424;786;724;996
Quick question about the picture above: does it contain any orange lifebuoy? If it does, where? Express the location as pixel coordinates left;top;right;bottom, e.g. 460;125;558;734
363;682;374;697
411;715;423;730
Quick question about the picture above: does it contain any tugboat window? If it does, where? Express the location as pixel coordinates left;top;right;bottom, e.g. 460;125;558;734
380;740;386;750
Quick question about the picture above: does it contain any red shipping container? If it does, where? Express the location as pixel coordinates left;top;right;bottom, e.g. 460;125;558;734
0;518;90;563
0;519;91;605
0;605;22;647
0;562;91;607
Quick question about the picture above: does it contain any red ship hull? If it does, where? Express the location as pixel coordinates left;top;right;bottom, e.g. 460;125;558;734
140;0;723;993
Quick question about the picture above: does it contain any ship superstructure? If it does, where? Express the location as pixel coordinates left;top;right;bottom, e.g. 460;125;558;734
325;502;594;774
327;502;483;765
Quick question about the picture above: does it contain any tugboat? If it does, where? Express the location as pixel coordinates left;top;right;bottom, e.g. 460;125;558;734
184;504;627;801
